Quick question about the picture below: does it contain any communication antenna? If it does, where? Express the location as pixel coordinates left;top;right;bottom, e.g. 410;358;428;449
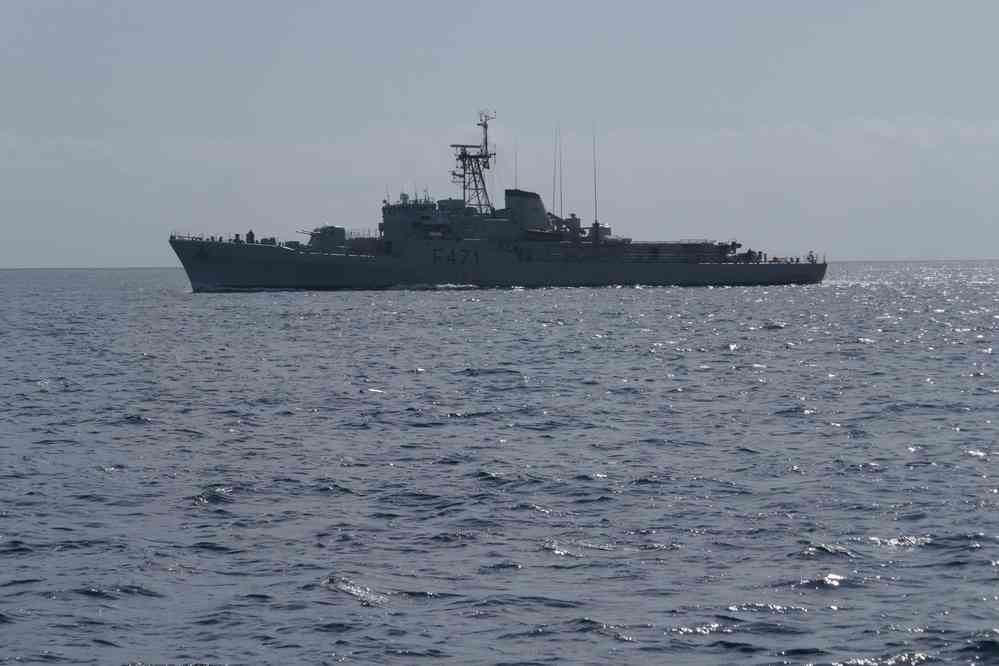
592;129;598;224
558;128;564;218
551;129;558;216
514;139;518;190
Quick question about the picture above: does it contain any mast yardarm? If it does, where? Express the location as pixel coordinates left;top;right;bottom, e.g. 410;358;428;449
450;111;496;214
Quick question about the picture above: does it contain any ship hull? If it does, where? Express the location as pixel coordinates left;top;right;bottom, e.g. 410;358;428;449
170;238;827;292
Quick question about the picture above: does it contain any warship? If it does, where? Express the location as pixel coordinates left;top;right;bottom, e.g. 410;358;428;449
170;113;826;292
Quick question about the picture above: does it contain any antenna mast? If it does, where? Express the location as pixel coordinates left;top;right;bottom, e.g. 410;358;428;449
592;130;598;224
514;139;518;189
552;129;558;216
558;128;564;218
450;110;496;214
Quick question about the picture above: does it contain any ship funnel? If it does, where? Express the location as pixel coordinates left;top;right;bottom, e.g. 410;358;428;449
505;189;548;230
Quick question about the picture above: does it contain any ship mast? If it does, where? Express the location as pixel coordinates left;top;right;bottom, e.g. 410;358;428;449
592;130;598;225
451;111;496;214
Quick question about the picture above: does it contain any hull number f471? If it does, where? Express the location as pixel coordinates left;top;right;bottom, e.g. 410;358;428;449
432;248;480;265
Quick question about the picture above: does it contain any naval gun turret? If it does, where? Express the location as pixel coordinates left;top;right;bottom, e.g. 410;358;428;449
299;225;346;251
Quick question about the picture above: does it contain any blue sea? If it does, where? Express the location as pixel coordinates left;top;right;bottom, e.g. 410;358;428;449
1;262;997;665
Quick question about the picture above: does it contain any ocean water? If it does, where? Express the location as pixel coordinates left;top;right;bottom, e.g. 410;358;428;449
1;262;997;665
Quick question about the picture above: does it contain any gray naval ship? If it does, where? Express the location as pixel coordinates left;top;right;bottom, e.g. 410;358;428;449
170;113;826;292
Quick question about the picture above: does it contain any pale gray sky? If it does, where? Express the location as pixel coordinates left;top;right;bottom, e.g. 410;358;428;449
3;0;999;266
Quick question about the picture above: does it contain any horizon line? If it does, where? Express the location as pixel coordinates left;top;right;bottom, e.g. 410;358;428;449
3;258;999;270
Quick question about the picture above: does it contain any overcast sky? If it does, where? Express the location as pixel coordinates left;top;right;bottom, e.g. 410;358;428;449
3;0;999;267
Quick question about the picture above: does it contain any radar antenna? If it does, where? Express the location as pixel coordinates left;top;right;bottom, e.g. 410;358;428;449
451;111;496;214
